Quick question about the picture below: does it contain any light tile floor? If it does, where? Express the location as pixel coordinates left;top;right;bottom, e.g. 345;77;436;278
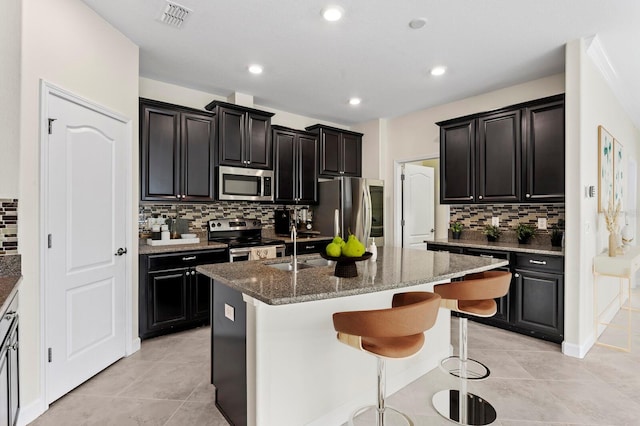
31;299;640;426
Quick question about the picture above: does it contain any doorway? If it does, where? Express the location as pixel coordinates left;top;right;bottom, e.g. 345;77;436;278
40;82;132;404
395;157;449;248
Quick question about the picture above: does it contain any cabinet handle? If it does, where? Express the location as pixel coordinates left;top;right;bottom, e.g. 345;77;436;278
526;194;531;198
176;195;181;199
305;246;315;250
182;256;197;261
529;259;547;265
469;195;473;200
8;342;17;351
4;312;16;321
478;195;483;200
191;270;196;275
515;273;520;278
479;254;494;258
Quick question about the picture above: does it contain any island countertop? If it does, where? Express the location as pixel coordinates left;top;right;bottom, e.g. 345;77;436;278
197;246;508;305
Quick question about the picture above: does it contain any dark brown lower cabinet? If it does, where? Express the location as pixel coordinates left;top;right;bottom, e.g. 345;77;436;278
284;238;332;256
139;248;228;339
426;243;564;343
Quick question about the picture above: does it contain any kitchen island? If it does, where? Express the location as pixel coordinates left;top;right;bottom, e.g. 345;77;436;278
197;247;508;426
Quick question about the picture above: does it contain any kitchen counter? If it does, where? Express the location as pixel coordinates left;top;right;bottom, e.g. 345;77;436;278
138;239;227;255
428;238;564;257
201;247;507;426
197;246;508;305
0;255;21;316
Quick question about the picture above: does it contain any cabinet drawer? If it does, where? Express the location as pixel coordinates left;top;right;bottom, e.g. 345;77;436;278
514;253;563;272
427;243;464;254
148;248;228;271
286;239;332;256
464;248;511;261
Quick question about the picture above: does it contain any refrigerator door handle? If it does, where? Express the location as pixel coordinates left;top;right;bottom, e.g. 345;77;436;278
364;184;373;245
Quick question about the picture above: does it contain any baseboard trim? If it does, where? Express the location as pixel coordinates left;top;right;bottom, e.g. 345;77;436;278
17;397;47;426
562;333;595;359
127;336;141;356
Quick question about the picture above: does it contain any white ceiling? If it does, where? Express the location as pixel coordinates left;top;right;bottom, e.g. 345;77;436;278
82;0;640;127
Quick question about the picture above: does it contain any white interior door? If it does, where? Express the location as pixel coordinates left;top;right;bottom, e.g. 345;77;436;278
44;88;128;403
402;164;435;248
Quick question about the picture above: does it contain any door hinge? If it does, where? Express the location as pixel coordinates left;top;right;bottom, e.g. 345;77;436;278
48;347;52;363
401;219;405;227
401;173;405;181
48;118;57;135
48;234;52;248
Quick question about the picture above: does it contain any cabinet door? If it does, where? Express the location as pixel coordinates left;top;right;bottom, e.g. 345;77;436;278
192;271;211;322
523;100;565;202
181;112;215;201
297;134;318;203
246;113;272;169
147;270;189;331
513;268;564;340
341;133;362;177
319;128;342;176
218;107;245;167
477;110;521;203
440;119;476;203
141;104;180;201
273;129;296;203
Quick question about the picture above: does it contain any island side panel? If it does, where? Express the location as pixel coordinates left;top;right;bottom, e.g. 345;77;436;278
212;279;247;426
245;281;451;426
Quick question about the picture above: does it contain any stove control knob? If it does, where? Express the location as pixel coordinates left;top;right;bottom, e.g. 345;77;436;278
217;222;222;227
253;221;259;226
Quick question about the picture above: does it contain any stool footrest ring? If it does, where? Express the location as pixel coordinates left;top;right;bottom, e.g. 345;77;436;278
433;389;497;425
440;356;490;380
348;405;414;426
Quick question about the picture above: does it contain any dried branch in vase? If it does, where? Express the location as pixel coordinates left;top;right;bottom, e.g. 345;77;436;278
604;201;621;233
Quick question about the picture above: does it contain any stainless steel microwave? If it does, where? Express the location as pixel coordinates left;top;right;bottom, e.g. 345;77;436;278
218;166;274;202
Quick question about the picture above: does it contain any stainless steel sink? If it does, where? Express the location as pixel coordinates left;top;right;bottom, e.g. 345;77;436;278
267;262;315;271
303;258;333;267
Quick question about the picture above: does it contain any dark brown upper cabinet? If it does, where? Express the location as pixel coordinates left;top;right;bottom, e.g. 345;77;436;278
305;124;362;177
140;99;215;202
273;126;318;204
438;94;564;204
205;100;275;169
523;99;565;202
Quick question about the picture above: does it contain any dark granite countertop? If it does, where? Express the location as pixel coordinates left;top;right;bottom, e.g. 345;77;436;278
197;247;508;305
138;240;228;255
0;255;21;316
427;238;564;257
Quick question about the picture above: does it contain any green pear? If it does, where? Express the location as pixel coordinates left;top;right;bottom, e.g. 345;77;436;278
326;242;342;257
342;234;365;257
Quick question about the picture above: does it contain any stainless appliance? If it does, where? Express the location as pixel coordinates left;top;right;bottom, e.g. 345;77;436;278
208;218;285;262
274;208;291;236
218;166;274;202
315;177;384;246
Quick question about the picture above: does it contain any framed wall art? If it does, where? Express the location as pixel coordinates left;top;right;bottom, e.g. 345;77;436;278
614;138;624;209
598;125;614;212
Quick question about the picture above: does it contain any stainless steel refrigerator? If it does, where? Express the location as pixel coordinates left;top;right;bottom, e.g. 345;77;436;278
314;177;384;246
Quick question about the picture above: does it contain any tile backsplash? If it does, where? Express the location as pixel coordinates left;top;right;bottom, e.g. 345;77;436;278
449;204;565;230
140;201;311;231
0;199;18;255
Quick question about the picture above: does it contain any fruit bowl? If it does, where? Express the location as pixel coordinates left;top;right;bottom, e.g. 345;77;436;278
319;251;372;278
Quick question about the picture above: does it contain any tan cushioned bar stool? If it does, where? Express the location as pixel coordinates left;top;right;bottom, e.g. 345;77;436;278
333;291;441;426
432;270;512;426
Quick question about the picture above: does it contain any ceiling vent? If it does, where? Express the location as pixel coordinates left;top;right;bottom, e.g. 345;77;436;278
158;1;192;29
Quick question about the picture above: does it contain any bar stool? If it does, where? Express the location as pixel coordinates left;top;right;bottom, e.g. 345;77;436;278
432;270;512;426
333;291;441;426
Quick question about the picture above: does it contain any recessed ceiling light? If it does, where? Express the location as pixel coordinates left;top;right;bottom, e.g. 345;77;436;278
349;97;361;106
408;18;427;29
248;64;263;75
322;6;344;22
430;66;447;76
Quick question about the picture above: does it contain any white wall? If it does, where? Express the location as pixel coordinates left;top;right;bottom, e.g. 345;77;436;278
19;0;139;418
139;77;346;130
0;0;21;198
564;38;640;356
352;119;382;179
382;74;566;246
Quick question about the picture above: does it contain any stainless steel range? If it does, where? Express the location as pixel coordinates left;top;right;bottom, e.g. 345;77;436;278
208;218;286;262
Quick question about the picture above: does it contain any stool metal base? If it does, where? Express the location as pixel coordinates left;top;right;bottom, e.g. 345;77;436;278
432;389;496;425
440;356;490;380
348;405;414;426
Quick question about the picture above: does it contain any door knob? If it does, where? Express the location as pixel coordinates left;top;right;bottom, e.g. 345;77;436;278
430;229;435;233
114;247;127;256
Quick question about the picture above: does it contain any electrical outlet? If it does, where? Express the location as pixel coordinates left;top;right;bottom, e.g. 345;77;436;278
537;218;547;230
491;217;499;227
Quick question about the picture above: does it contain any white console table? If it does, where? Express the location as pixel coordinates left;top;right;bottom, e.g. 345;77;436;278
593;246;640;352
